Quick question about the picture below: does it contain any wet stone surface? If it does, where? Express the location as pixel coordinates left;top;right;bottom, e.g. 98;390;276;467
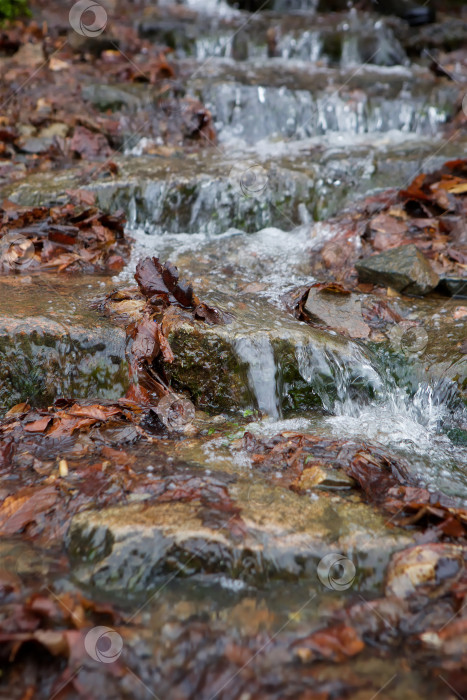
68;478;413;591
355;244;440;296
0;277;127;414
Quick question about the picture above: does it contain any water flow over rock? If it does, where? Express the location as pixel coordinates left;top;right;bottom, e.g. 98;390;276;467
295;339;467;494
234;334;281;418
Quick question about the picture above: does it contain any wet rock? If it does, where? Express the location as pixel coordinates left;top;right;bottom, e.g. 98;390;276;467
18;137;54;154
0;154;315;234
139;13;204;55
2;133;465;234
374;0;435;25
140;7;407;66
296;465;356;490
355;244;439;295
396;18;467;55
382;294;467;400
67;482;414;591
82;84;153;112
437;277;467;299
162;296;381;414
385;543;466;599
68;32;119;57
0;316;127;414
304;287;370;339
0;278;127;415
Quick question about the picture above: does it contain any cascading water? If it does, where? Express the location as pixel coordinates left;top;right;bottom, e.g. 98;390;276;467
296;340;387;412
296;340;467;497
234;334;281;419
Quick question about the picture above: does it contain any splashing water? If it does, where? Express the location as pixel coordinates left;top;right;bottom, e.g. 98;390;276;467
296;341;467;497
329;383;451;452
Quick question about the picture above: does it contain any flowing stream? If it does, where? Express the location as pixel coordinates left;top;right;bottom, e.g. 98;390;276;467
1;1;467;696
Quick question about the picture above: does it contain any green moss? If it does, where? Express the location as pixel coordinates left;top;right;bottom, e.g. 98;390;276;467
447;428;467;447
0;331;128;416
0;0;29;20
164;326;251;413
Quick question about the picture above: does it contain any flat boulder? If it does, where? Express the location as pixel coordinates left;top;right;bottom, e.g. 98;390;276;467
67;480;414;591
355;244;439;295
304;287;370;339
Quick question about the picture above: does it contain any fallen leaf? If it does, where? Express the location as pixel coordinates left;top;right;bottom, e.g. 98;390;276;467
0;486;57;535
23;416;52;433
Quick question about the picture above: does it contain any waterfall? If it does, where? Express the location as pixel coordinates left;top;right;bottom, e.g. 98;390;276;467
234;334;281;419
295;341;465;461
296;341;387;413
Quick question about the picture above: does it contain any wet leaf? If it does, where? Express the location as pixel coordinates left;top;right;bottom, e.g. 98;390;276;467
0;202;129;275
293;624;364;662
23;416;52;433
130;316;161;365
70;126;113;160
0;486;57;535
385;544;465;599
135;256;172;303
66;404;123;422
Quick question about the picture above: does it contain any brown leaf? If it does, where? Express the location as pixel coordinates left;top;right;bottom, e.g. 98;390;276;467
194;302;228;325
23;416;52;433
385;544;465;599
310;282;351;295
370;213;407;236
157;326;174;363
47;416;98;438
65;189;96;206
0;485;57;535
66;404;123;421
135;256;194;307
5;402;30;417
70;126;112;160
294;624;364;662
131;316;161;364
135;257;171;303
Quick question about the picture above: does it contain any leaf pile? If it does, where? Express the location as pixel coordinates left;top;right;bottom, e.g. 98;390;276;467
135;256;227;325
0;10;215;187
310;158;467;293
101;256;229;400
0;398;244;544
241;430;467;538
0;200;129;274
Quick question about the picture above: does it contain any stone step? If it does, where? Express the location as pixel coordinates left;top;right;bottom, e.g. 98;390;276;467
184;62;456;143
103;289;387;415
2;134;466;234
139;7;408;67
0;277;127;415
79;61;457;146
67;474;414;590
